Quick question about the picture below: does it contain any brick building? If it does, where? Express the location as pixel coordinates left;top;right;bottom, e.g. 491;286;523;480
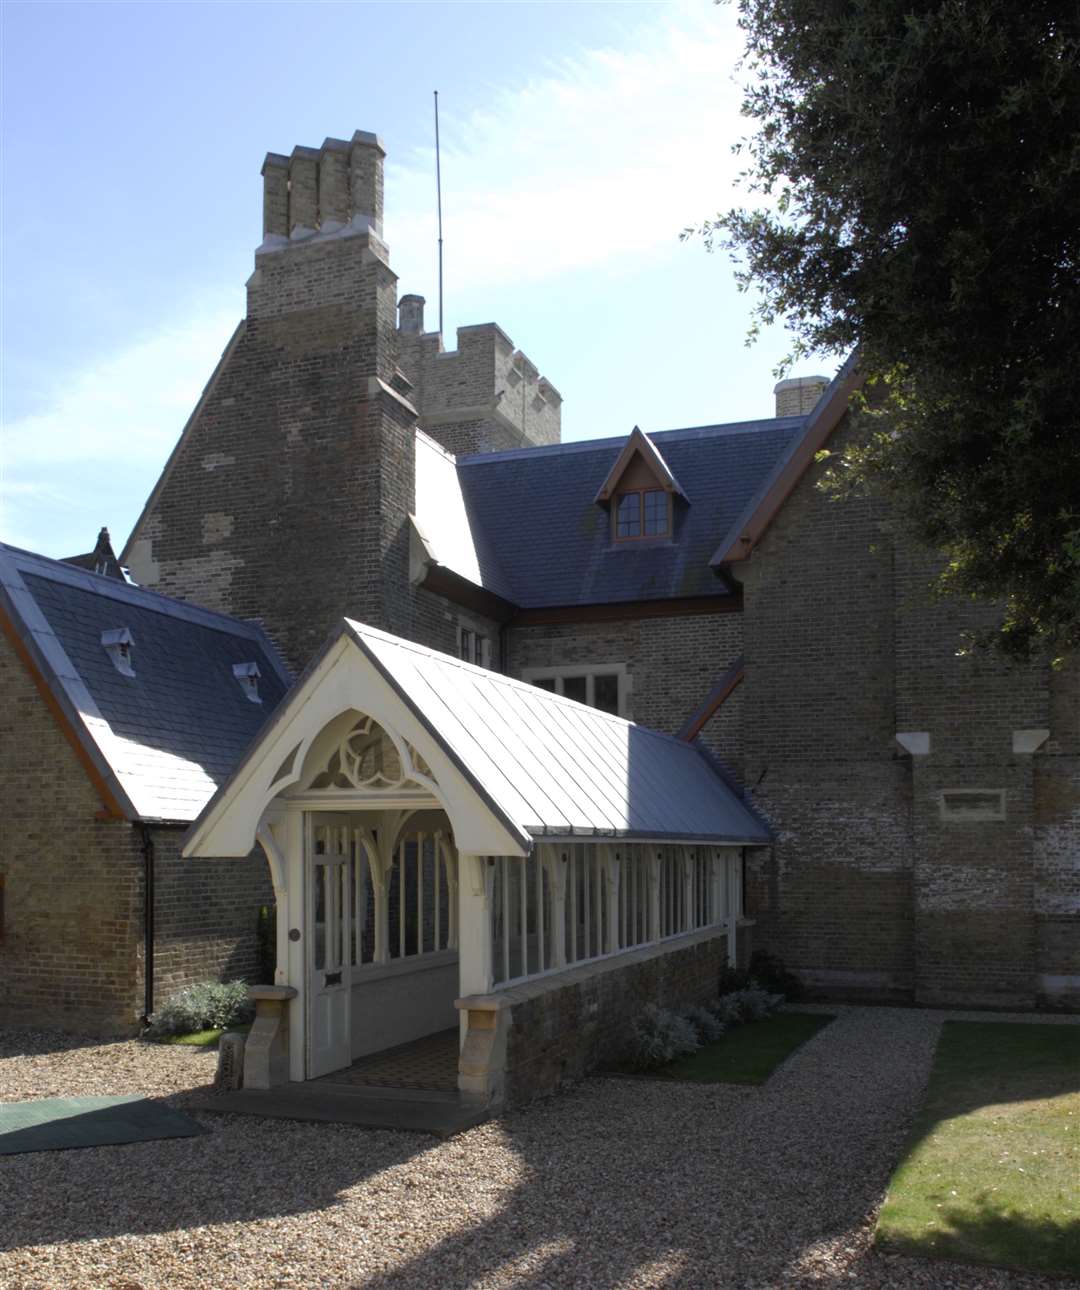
0;546;289;1032
2;127;1076;1101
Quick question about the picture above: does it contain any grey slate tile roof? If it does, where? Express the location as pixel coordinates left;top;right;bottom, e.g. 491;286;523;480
455;417;804;607
1;544;291;822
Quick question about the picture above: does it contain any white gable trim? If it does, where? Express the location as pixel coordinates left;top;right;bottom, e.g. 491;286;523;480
182;630;529;860
593;426;688;504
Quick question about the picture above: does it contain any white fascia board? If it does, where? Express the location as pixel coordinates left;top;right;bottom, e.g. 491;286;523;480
594;426;688;504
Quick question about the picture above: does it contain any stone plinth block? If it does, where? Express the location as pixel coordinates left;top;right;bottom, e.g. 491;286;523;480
243;985;297;1090
455;993;510;1107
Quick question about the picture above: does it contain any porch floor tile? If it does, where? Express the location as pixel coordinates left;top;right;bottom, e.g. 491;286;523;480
321;1028;459;1093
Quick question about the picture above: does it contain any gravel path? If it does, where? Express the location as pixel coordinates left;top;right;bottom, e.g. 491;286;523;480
1;1006;1076;1289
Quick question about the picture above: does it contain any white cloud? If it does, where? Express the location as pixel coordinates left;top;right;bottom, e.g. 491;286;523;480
2;301;239;469
386;4;748;300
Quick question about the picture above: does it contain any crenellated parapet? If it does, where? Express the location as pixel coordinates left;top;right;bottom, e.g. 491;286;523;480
396;301;561;455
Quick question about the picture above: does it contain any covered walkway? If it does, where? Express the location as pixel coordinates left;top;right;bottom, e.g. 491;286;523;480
183;619;769;1106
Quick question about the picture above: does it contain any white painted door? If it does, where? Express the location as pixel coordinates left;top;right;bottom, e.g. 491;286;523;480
307;814;353;1078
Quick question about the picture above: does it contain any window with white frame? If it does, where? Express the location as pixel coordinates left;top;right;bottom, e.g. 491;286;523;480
311;821;458;970
459;623;492;669
490;843;739;987
522;664;627;716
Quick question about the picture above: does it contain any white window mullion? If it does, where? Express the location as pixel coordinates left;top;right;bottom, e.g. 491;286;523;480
536;853;546;973
502;857;511;984
519;858;528;978
398;840;406;958
417;832;425;955
570;847;579;962
583;846;592;959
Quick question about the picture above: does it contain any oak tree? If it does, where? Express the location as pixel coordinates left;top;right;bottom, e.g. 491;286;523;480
695;0;1080;658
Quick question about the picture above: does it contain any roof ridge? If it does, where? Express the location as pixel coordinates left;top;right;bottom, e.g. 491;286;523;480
345;617;704;751
3;543;275;641
456;416;805;467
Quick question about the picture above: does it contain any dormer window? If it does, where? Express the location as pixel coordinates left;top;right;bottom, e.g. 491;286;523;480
101;628;135;678
233;661;262;703
594;426;686;545
615;488;671;540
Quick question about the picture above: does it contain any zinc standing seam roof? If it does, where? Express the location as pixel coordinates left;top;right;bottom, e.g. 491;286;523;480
1;544;291;822
352;621;770;845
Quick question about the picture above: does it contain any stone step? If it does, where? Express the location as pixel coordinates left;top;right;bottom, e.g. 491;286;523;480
188;1084;491;1138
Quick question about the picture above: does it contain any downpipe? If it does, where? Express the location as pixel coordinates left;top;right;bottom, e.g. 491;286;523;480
139;823;155;1026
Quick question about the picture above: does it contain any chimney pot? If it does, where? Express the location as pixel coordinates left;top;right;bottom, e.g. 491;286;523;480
773;375;830;418
399;295;426;334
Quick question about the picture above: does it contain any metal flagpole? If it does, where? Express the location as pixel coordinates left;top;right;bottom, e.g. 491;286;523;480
434;90;444;341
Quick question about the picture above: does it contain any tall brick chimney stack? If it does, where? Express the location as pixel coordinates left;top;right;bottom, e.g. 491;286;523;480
774;375;829;417
261;130;385;240
124;127;415;671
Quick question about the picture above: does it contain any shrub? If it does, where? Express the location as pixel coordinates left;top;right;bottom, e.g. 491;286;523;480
628;1004;701;1070
681;1004;726;1044
147;980;254;1038
710;985;785;1025
748;950;802;1001
737;985;785;1021
711;992;748;1025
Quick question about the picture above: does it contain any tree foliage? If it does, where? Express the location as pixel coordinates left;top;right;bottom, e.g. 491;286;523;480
695;1;1080;659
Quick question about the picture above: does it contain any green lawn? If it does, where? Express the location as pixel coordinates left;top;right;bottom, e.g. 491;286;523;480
876;1021;1080;1278
661;1011;835;1085
155;1022;252;1047
157;1028;227;1047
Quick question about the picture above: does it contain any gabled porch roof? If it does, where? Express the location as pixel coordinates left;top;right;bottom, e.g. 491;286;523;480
183;620;770;860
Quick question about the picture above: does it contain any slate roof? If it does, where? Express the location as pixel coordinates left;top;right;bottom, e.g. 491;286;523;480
0;544;291;822
454;417;804;608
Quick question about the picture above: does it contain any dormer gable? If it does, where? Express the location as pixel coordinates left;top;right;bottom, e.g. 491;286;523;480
594;426;687;542
594;427;686;504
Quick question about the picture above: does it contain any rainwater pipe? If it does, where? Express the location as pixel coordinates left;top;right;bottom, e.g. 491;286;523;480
138;823;156;1025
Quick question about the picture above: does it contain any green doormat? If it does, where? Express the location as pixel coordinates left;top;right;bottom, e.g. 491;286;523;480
0;1096;210;1155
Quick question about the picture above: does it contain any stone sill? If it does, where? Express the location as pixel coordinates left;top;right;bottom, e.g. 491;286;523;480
458;925;728;1013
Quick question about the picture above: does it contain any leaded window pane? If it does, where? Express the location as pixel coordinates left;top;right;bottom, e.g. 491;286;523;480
593;673;619;714
616;492;641;537
643;489;668;535
562;674;588;704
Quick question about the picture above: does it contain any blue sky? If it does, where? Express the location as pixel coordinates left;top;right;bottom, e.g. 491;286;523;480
1;0;828;559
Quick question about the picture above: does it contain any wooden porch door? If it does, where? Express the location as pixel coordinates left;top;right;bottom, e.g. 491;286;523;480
306;814;353;1078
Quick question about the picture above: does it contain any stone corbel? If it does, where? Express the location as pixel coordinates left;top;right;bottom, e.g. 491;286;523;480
1012;729;1050;755
895;732;931;756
